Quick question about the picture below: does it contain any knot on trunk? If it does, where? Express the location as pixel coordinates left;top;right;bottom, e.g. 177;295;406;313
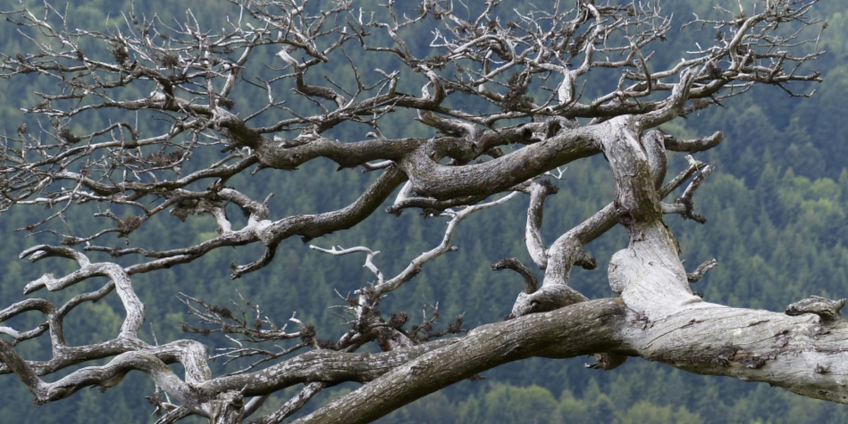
586;352;628;371
785;296;846;322
509;284;588;318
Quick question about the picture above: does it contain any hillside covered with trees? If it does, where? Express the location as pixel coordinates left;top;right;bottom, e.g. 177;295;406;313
0;0;847;423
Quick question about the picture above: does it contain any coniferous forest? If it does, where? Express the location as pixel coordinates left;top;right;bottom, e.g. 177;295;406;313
1;1;847;423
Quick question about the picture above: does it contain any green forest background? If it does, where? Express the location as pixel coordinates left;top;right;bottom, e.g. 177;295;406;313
0;1;847;423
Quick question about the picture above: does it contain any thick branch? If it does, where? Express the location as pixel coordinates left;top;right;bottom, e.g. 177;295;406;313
295;299;848;423
293;299;626;424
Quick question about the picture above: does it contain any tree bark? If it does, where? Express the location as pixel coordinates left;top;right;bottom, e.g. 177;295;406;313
0;1;832;422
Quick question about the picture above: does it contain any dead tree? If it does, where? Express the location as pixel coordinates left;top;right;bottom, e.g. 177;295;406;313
0;1;833;423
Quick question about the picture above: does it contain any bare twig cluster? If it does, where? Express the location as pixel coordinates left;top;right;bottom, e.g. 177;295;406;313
0;1;830;423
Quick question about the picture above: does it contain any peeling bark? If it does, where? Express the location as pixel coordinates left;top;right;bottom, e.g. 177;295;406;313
0;1;832;423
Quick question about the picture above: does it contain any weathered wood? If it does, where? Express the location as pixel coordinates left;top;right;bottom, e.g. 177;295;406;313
0;1;830;422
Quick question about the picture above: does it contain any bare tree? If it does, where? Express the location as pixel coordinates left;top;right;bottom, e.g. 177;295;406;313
0;0;833;422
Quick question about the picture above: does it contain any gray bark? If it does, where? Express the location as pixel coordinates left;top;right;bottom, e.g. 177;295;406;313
0;1;832;423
